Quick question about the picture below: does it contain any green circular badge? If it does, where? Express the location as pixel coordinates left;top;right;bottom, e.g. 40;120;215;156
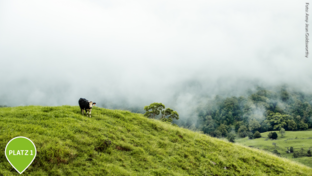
5;136;37;174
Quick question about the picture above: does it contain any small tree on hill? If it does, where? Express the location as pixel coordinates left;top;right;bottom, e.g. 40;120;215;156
144;103;165;119
238;125;248;138
247;132;254;139
268;132;273;139
253;131;261;138
279;128;285;137
227;131;236;143
271;132;278;139
161;108;179;122
161;108;173;119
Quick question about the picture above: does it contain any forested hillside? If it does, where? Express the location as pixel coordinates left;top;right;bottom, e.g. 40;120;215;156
176;86;312;138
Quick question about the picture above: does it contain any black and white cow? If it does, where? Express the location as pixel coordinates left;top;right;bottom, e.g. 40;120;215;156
78;98;96;117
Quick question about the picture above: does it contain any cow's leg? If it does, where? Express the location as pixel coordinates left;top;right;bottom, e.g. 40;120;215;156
89;109;92;117
86;109;90;117
81;109;84;115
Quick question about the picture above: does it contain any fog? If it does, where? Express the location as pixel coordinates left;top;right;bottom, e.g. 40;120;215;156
0;0;311;119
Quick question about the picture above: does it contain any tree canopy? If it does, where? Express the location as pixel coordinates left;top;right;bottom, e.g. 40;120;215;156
144;103;179;123
144;103;165;119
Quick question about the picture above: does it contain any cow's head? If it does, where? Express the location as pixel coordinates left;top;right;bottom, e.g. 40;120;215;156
89;101;96;108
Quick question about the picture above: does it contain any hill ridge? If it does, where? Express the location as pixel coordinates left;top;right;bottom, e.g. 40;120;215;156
0;105;311;175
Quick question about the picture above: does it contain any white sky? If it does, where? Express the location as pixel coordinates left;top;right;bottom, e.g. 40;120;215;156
0;0;311;115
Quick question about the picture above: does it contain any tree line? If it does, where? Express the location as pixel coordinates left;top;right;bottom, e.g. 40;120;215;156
176;86;312;139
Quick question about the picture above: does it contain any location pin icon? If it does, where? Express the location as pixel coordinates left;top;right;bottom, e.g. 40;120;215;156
5;136;37;174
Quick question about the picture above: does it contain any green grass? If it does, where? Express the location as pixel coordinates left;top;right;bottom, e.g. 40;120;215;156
236;131;312;168
0;106;311;175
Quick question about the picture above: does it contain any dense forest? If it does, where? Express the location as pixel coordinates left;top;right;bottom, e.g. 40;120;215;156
175;86;312;138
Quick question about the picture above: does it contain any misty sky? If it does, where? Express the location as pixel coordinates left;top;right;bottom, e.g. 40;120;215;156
0;0;312;117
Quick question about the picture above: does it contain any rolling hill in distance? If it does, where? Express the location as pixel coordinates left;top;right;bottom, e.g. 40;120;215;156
236;130;312;168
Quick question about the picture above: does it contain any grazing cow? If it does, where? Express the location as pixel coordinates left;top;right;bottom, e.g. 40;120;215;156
78;98;96;117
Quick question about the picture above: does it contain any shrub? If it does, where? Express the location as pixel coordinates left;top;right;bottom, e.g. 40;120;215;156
279;128;285;137
248;132;254;139
293;152;299;158
268;132;273;139
271;132;278;139
253;131;261;138
226;132;236;143
214;130;222;138
299;121;309;130
307;150;312;157
290;147;294;153
238;125;248;138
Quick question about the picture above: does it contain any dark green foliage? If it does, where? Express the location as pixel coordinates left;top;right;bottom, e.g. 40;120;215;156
144;103;179;123
268;132;278;139
247;132;254;139
290;148;311;158
299;121;308;130
217;124;228;137
288;120;297;131
161;108;173;119
308;150;312;157
259;121;270;132
293;152;299;158
195;86;312;139
238;125;248;138
226;132;236;143
271;132;278;139
253;131;261;138
160;108;179;122
235;121;244;131
200;116;216;134
248;118;261;132
265;113;290;130
213;129;222;138
290;147;294;153
143;103;165;118
268;132;273;139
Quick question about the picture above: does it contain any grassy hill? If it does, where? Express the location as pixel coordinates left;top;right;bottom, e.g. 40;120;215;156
0;106;312;175
236;130;312;168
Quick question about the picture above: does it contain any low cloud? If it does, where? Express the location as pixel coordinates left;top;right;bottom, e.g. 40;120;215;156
0;0;311;121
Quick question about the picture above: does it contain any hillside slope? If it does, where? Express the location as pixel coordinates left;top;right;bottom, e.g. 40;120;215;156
236;130;312;168
0;106;311;176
